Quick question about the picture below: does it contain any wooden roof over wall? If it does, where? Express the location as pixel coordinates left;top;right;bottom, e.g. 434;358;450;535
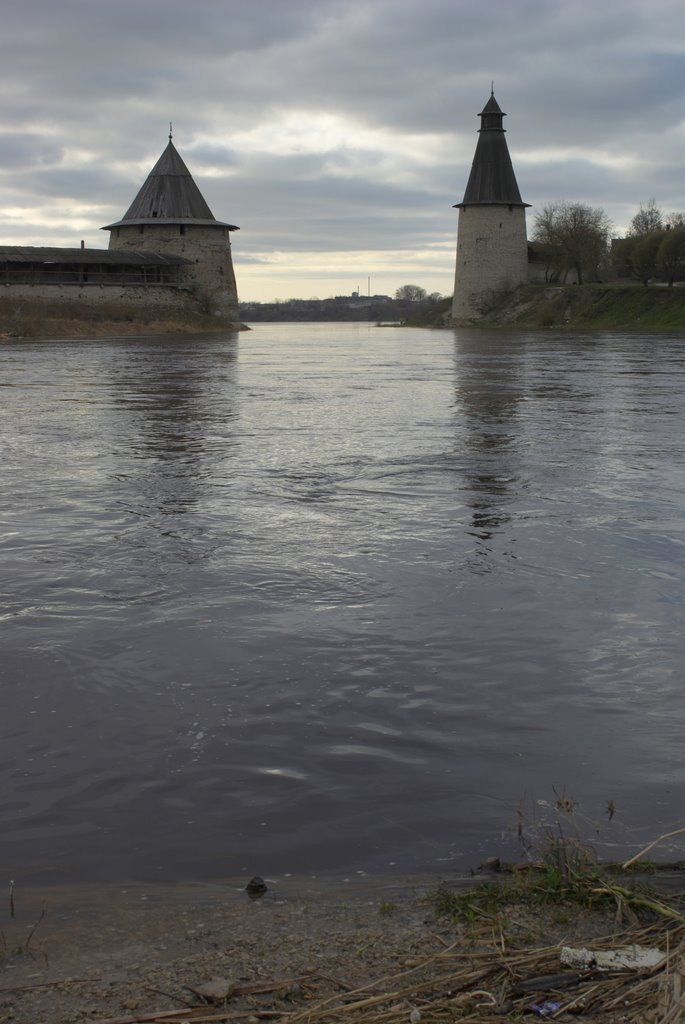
0;246;188;266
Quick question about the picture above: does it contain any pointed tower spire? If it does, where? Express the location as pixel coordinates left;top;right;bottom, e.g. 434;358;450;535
107;138;237;226
457;92;528;208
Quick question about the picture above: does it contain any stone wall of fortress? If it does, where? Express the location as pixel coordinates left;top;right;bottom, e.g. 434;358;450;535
1;282;193;310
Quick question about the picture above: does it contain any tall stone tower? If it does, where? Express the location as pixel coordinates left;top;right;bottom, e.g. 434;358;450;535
452;92;529;323
104;133;239;317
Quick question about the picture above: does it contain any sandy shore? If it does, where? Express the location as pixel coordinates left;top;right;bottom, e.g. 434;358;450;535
0;873;652;1024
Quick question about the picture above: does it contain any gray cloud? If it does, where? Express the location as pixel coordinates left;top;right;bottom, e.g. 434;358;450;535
0;133;64;169
1;0;684;298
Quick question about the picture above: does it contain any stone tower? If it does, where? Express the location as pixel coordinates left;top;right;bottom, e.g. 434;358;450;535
104;134;239;317
452;92;529;323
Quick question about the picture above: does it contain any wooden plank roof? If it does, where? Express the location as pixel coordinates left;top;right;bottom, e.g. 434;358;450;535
0;246;189;265
455;92;529;208
103;139;238;230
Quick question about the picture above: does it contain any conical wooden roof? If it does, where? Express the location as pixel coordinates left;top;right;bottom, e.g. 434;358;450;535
456;92;529;208
104;138;238;229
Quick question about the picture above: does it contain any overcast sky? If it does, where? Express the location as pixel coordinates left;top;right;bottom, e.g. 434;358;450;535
1;0;684;301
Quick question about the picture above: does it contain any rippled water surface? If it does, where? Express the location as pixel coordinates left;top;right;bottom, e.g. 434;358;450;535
2;323;685;882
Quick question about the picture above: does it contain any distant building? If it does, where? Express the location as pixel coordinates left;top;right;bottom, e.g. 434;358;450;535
0;134;240;321
452;92;530;322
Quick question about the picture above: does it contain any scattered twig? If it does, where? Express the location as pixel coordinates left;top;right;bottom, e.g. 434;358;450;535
622;826;685;870
232;975;307;996
91;1010;197;1024
309;971;355;991
93;1011;292;1024
24;900;46;952
555;979;604;1015
92;1011;195;1024
593;883;685;922
9;879;15;919
512;971;584;993
172;1014;290;1023
145;986;197;1008
0;977;96;993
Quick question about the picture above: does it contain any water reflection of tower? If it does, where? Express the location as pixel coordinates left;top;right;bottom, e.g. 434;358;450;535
104;336;240;517
453;334;524;561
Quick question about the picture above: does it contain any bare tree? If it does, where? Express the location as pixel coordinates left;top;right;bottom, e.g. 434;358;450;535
533;202;612;284
627;199;664;236
657;227;685;286
614;231;664;285
666;211;685;229
632;232;664;284
395;284;428;302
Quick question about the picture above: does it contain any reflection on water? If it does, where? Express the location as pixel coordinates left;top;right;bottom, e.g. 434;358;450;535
106;338;239;518
454;335;523;558
2;325;685;883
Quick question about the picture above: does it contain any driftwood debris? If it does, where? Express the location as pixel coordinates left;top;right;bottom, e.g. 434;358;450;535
88;919;685;1024
622;826;685;870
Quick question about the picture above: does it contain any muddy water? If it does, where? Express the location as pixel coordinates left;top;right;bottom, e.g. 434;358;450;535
2;324;685;882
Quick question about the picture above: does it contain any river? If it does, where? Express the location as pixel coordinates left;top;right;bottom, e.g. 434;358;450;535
2;323;685;883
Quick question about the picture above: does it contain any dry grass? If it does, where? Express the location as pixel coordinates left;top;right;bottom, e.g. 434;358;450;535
83;915;685;1023
281;923;685;1023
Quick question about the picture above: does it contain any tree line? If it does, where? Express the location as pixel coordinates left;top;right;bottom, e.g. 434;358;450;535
612;200;685;286
239;286;444;322
533;198;685;286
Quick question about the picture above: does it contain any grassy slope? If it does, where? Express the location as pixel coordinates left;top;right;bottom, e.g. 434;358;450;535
407;285;685;331
487;283;685;330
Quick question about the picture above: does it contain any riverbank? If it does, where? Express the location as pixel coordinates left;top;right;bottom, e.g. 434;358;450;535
407;284;685;331
2;864;684;1024
0;297;246;339
486;282;685;330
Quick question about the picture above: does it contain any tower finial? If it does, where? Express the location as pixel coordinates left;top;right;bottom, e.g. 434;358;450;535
491;81;494;96
169;121;173;141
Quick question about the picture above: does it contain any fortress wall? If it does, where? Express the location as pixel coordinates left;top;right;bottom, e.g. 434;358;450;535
0;283;193;309
452;205;528;321
109;224;238;313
